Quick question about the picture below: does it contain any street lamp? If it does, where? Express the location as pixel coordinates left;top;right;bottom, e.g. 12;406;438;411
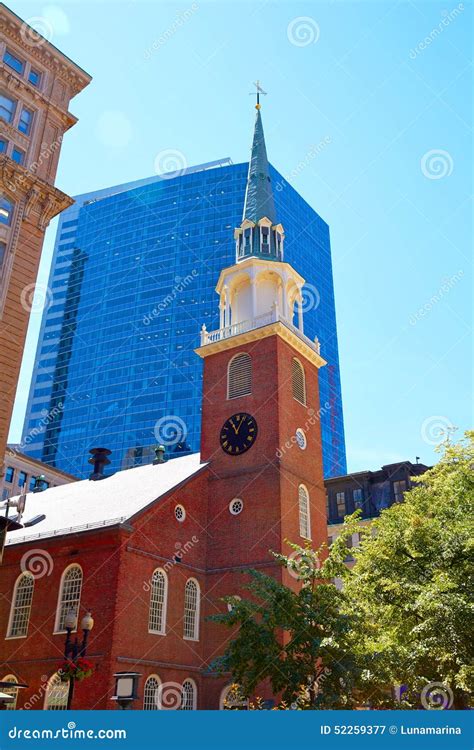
111;672;141;710
64;610;94;709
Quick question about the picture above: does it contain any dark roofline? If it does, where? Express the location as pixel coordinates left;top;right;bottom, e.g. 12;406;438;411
325;460;431;484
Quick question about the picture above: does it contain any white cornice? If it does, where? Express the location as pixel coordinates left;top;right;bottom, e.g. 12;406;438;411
195;321;327;369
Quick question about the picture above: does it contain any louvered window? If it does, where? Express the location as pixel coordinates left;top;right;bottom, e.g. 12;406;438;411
292;358;306;405
228;353;252;399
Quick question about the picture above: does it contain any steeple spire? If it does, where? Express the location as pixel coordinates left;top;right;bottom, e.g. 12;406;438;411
235;86;284;263
243;106;277;225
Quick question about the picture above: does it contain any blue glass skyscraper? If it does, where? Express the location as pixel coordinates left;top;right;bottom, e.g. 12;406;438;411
21;152;346;478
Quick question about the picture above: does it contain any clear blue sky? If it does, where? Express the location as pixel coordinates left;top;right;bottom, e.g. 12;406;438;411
9;0;472;472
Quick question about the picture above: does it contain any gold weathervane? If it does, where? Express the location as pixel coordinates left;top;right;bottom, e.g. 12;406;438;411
249;80;267;110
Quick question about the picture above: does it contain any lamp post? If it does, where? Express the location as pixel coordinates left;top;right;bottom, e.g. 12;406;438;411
63;610;94;710
111;672;141;710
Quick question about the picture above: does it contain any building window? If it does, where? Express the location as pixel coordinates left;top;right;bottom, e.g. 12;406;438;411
0;138;6;153
3;50;25;75
229;498;243;516
7;573;34;638
29;476;36;491
174;504;186;522
0;196;14;225
143;675;161;710
0;240;6;269
18;107;33;135
28;69;41;87
11;147;25;165
393;480;407;503
292;358;306;405
220;684;248;710
298;484;311;540
18;471;27;488
183;578;200;641
148;569;167;635
180;679;196;710
0;94;15;124
353;488;363;509
227;352;252;399
55;565;83;632
336;491;346;517
44;673;68;710
5;467;14;483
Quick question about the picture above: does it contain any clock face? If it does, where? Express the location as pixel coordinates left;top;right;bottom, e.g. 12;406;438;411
220;413;258;456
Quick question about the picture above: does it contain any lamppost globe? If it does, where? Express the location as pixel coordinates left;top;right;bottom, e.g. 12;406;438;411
64;610;77;631
81;612;94;631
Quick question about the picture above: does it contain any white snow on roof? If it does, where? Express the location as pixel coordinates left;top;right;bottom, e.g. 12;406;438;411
5;453;206;545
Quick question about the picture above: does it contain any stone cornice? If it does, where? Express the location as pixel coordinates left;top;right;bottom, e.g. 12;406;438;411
0;155;72;227
0;65;78;128
0;7;91;96
195;321;327;369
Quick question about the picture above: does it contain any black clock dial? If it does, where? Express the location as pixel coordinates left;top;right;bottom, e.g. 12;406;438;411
220;413;258;456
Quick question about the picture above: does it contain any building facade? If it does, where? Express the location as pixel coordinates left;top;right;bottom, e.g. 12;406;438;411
20;148;346;480
0;4;91;470
0;105;329;710
1;444;76;502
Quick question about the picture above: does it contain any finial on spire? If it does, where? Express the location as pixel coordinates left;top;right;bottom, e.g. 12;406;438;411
249;80;267;110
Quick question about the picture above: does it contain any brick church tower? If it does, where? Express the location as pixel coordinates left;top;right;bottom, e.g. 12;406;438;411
196;98;328;698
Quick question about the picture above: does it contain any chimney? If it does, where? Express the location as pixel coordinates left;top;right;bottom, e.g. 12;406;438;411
153;445;166;465
88;448;111;480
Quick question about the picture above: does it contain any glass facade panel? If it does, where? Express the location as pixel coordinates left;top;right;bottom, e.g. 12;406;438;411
21;162;346;478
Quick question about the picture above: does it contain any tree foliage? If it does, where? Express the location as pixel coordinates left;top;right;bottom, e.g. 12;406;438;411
210;433;474;709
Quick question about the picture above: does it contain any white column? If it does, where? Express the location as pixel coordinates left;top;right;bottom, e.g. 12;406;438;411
251;270;257;321
224;286;230;328
298;294;304;333
281;275;288;321
219;302;225;330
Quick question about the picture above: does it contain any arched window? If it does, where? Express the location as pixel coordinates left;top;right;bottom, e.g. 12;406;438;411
7;573;34;638
143;675;161;710
220;684;249;710
44;673;68;710
180;679;197;710
148;569;167;635
227;352;252;399
292;358;306;405
55;565;83;633
183;578;200;641
298;484;311;540
1;675;18;710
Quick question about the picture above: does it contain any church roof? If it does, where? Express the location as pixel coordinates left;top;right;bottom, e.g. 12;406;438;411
242;108;277;225
5;452;206;546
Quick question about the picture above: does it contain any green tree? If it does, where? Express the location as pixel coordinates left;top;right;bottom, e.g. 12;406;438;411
346;432;474;709
209;525;363;709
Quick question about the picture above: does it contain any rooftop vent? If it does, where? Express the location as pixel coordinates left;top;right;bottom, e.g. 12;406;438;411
88;448;111;481
153;445;166;465
32;475;47;493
